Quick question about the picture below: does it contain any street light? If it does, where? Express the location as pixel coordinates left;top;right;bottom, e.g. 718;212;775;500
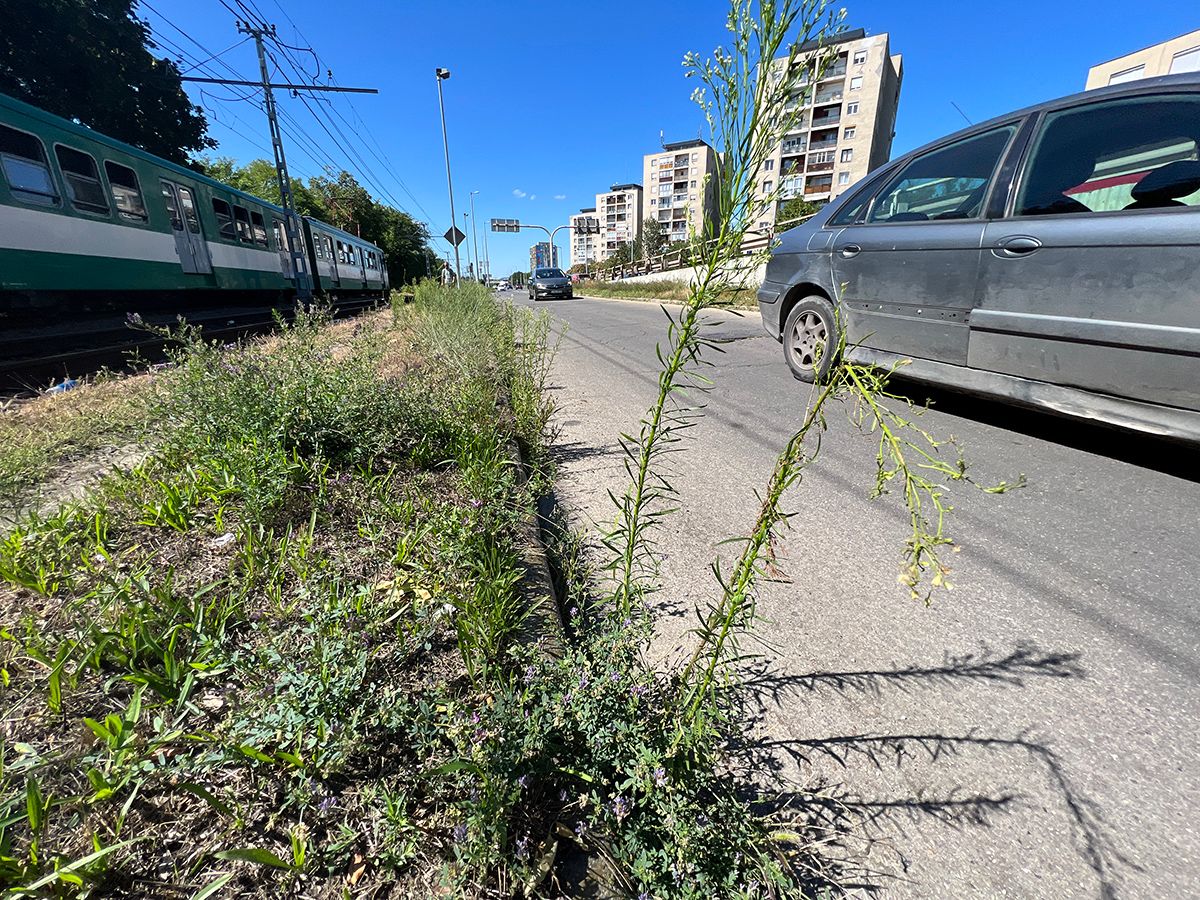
435;67;461;282
463;212;476;281
469;190;481;283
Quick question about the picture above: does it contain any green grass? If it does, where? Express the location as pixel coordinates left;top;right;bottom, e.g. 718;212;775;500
575;277;759;309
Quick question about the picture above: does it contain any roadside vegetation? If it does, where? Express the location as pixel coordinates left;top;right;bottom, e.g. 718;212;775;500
575;278;758;309
0;376;151;522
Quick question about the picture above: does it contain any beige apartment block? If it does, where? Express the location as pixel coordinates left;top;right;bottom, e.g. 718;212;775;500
569;207;600;268
641;139;721;244
595;184;643;260
753;28;902;227
1085;29;1200;89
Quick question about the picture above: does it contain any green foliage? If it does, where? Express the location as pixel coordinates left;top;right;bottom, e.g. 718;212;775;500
0;0;213;163
774;196;823;225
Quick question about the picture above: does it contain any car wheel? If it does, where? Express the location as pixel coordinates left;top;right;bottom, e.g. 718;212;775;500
783;295;838;383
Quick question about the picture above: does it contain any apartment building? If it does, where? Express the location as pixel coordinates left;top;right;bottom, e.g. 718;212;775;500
595;184;643;260
754;28;902;226
529;241;559;271
569;207;601;268
1085;29;1200;89
641;139;721;244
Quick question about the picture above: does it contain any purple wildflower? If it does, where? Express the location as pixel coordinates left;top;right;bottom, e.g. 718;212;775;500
611;795;632;822
653;766;667;788
517;775;528;789
630;684;648;700
515;835;529;861
317;795;336;813
559;789;569;803
577;673;589;691
453;823;467;843
469;498;483;509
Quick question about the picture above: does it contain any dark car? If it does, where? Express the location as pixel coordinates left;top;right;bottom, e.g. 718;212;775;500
528;267;573;300
758;72;1200;442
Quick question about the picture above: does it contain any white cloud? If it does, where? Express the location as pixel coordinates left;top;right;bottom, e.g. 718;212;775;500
530;194;537;200
512;188;527;198
554;194;566;200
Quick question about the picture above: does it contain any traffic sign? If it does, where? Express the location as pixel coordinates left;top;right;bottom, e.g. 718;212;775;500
490;218;521;233
444;225;467;246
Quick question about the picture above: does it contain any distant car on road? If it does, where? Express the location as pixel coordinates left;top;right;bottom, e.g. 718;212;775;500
528;267;573;301
758;72;1200;442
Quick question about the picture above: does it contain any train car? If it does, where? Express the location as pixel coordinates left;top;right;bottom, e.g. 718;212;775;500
302;217;387;300
0;91;388;323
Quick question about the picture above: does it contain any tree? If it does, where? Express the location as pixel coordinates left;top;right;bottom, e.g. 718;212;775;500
0;0;213;164
774;196;823;226
638;218;668;260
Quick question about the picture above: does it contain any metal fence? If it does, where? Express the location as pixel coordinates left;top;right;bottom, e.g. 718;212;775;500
586;214;815;282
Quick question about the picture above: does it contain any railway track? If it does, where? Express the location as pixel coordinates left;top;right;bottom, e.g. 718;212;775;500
0;296;383;393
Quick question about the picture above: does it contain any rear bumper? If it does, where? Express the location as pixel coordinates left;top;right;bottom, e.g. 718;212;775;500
757;280;786;341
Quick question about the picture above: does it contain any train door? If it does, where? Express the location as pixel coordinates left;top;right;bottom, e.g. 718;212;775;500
272;219;294;278
160;180;212;274
327;236;341;286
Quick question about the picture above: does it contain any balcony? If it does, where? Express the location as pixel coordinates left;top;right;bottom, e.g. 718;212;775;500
781;157;804;175
807;160;834;173
781;138;807;155
819;63;847;80
672;195;688;205
814;88;843;105
812;114;841;129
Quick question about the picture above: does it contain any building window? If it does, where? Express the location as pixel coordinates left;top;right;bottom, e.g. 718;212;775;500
847;101;860;115
1169;46;1200;74
838;171;851;185
104;161;147;221
763;180;774;194
853;50;867;65
1107;64;1145;85
764;159;775;171
844;126;856;140
840;148;854;163
850;75;863;91
650;198;656;206
690;180;696;187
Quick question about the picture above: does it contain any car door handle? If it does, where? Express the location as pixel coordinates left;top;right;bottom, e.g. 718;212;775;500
839;244;861;258
993;235;1042;257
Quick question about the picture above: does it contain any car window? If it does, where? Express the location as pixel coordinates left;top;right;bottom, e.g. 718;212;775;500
828;167;896;226
1015;93;1200;216
867;126;1016;224
536;268;565;278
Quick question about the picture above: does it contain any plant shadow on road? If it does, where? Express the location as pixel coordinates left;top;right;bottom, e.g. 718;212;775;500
887;376;1197;482
730;641;1143;900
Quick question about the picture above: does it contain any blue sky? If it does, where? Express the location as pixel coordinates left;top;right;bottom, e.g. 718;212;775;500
147;0;1196;277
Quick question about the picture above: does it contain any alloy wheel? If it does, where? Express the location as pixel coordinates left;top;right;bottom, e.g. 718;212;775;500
789;311;828;370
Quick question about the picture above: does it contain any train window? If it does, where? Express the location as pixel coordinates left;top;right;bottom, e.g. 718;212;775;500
103;161;147;221
176;186;201;234
0;124;59;206
54;145;109;214
325;236;334;260
231;205;252;243
249;211;269;246
211;198;235;239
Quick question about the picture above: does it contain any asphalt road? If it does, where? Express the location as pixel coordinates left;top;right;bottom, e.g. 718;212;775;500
505;289;1200;899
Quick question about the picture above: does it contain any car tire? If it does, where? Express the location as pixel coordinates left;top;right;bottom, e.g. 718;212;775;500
783;295;839;384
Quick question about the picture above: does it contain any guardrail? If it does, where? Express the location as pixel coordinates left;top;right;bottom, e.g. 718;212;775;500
586;214;816;282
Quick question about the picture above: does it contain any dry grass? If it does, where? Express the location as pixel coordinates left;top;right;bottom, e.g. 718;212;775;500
0;374;152;516
574;278;758;309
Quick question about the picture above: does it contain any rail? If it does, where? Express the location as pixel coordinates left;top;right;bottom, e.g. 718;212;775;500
585;214;817;282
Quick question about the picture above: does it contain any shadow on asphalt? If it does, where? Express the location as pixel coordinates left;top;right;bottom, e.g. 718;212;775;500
735;644;1139;900
888;377;1198;483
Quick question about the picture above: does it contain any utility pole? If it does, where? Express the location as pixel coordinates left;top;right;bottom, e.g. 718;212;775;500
435;68;461;282
181;24;380;302
469;190;481;283
482;226;491;283
240;22;311;301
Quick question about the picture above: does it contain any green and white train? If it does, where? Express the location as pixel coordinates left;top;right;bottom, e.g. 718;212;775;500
0;91;387;323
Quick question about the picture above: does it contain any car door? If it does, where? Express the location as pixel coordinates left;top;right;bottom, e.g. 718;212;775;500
971;89;1200;412
830;125;1019;365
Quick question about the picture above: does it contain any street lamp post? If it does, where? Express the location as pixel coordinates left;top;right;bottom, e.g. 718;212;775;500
469;190;481;283
463;212;475;281
482;227;491;283
435;68;461;282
